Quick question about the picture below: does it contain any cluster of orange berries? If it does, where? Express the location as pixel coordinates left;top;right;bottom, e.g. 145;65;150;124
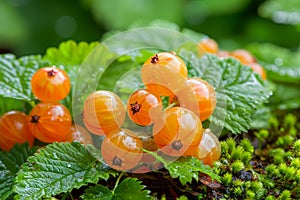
82;52;221;171
199;38;267;80
0;67;92;151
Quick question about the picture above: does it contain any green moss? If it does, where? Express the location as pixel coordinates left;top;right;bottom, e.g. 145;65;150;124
278;190;291;200
213;113;300;199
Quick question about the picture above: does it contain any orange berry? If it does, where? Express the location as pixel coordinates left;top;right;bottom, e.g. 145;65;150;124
153;107;203;157
0;111;34;151
185;129;221;166
83;90;126;136
198;38;219;54
101;129;143;171
127;89;163;126
31;67;71;102
217;50;231;58
28;102;72;143
176;78;216;121
141;52;188;97
231;49;256;65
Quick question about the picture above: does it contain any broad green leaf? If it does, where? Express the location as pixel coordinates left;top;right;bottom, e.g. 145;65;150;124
14;142;109;200
269;83;300;110
81;178;151;200
246;43;300;66
181;28;207;43
90;0;182;29
189;54;270;134
259;0;300;25
247;43;300;110
0;1;26;46
0;54;50;103
0;143;36;200
0;97;28;116
247;43;300;83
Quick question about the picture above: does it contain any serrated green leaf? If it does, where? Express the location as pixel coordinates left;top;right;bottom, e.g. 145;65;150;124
81;184;112;200
0;143;36;200
114;178;150;200
143;150;219;185
14;142;109;200
166;157;220;185
81;178;151;200
43;40;99;67
0;168;14;200
189;54;270;134
0;54;50;103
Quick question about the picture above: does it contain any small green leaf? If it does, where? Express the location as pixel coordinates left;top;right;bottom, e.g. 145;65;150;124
167;157;220;185
114;178;150;199
81;178;151;200
14;142;109;200
0;143;36;200
81;184;112;200
0;54;50;103
143;150;219;185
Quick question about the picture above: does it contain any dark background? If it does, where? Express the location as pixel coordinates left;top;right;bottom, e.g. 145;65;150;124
0;0;299;56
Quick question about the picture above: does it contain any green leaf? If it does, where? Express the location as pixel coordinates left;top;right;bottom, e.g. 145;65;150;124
0;54;50;103
81;178;151;200
247;43;300;83
166;157;220;185
259;0;300;25
0;143;36;200
81;184;112;200
0;97;28;116
43;40;99;67
114;178;151;200
181;28;207;43
143;150;220;185
247;43;300;66
14;142;109;200
90;0;182;29
246;43;300;110
189;54;270;134
0;1;26;46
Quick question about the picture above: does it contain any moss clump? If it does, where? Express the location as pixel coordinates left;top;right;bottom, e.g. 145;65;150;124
209;114;300;199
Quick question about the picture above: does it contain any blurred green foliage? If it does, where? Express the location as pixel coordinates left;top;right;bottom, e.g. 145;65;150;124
0;0;299;56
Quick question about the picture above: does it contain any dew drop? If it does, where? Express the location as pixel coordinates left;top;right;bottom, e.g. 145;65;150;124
53;153;58;159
